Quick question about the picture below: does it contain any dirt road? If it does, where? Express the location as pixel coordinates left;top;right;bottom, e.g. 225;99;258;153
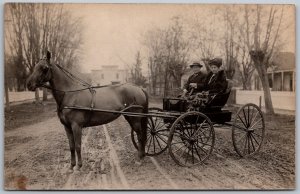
4;105;295;190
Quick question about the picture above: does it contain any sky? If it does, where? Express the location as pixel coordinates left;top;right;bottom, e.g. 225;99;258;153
4;3;295;73
69;4;195;73
66;4;295;73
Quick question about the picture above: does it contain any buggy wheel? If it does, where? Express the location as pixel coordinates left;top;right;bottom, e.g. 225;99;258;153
232;103;265;157
168;111;215;167
131;107;169;156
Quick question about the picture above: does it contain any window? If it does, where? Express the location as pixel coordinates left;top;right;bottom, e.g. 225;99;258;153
116;73;119;79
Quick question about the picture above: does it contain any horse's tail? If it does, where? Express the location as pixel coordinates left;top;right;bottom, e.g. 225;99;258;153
141;88;149;132
141;88;149;114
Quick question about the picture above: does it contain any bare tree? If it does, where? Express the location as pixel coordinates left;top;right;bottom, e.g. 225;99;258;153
188;9;222;70
144;28;165;95
6;4;27;92
222;6;240;80
144;16;191;96
5;3;83;101
130;51;147;87
245;5;284;115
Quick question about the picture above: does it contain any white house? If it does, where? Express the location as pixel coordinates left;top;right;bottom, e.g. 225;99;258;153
236;52;295;112
91;65;129;86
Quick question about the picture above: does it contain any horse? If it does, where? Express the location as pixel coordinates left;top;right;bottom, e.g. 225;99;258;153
27;52;148;171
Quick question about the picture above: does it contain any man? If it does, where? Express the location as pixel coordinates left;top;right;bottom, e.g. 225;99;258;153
182;62;206;96
204;58;228;94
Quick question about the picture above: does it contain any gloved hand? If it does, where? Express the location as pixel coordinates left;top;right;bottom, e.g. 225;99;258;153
182;89;188;96
189;83;197;88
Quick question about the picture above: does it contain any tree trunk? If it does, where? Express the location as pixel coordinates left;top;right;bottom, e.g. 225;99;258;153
5;78;10;109
250;50;275;115
35;89;40;102
43;88;48;101
254;63;275;115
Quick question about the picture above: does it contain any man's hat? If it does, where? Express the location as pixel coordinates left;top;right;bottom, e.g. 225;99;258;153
208;58;222;68
190;62;203;68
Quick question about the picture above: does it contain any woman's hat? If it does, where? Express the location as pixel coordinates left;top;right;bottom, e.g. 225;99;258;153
190;62;203;68
208;58;222;67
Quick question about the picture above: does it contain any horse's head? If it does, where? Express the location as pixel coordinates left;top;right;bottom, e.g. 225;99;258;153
27;51;52;91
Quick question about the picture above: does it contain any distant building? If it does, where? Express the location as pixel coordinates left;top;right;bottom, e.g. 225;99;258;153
237;52;295;112
91;65;129;86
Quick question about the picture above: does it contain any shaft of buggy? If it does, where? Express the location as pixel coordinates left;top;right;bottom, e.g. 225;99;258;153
63;105;178;119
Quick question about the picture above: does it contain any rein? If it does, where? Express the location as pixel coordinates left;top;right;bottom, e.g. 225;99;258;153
42;63;117;93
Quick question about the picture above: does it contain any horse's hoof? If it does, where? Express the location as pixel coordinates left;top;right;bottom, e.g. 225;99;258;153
67;167;74;174
74;166;81;172
135;161;142;166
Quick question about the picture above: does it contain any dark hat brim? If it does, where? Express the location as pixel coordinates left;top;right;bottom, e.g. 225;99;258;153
190;63;203;68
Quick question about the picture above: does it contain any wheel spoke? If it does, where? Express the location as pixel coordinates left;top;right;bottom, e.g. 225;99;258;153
249;118;263;130
179;121;190;139
234;122;248;132
153;135;156;153
156;134;168;144
193;144;202;162
249;110;259;127
247;106;250;127
146;133;151;143
195;142;208;155
155;119;165;131
174;129;189;140
147;136;153;153
194;124;210;139
249;107;255;126
197;141;212;148
243;108;248;127
252;131;263;138
249;133;256;152
243;109;248;127
192;115;200;136
192;119;208;138
191;144;195;164
179;146;189;161
250;133;260;145
235;132;247;144
154;135;162;151
173;143;186;154
237;115;248;129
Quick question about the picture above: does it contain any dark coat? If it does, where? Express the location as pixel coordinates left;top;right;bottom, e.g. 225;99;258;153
183;72;206;93
204;70;228;94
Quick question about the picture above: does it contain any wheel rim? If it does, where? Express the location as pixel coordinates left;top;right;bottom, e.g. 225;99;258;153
168;111;215;167
131;108;169;156
232;103;265;157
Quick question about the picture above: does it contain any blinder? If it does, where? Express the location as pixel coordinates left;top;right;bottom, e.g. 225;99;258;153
38;58;52;85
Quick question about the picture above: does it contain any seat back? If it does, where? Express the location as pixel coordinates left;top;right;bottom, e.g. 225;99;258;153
206;79;232;111
224;79;233;94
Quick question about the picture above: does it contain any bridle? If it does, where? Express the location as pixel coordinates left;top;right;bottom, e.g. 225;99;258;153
39;58;95;93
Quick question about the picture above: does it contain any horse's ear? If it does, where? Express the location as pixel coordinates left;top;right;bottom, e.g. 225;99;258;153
46;51;51;61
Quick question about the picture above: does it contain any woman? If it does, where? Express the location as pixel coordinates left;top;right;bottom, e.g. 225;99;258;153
204;58;228;94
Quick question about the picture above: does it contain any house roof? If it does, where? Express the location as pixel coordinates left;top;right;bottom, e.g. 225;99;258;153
272;52;295;71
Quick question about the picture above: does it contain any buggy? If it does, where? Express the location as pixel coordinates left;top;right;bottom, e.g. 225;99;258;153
131;83;265;167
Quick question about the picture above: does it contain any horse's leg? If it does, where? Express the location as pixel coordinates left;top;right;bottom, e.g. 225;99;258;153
71;123;83;169
124;116;146;163
64;126;76;171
